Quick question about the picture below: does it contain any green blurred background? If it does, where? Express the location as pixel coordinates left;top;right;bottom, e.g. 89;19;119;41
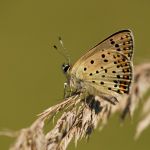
0;0;150;149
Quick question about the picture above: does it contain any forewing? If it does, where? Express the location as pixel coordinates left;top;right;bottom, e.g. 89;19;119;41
71;30;133;74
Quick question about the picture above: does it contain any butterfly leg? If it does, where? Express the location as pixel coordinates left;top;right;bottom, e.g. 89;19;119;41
100;94;119;105
64;82;71;98
80;88;89;100
64;82;78;98
80;90;94;106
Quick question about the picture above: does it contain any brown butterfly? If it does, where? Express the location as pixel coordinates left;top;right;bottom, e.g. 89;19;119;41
62;30;134;104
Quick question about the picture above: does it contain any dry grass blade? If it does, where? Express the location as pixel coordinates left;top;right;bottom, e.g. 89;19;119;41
38;95;80;121
0;130;18;138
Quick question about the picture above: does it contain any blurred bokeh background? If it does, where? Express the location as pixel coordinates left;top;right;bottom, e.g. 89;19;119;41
0;0;150;149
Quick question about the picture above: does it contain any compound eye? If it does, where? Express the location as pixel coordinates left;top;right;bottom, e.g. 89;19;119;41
62;64;70;73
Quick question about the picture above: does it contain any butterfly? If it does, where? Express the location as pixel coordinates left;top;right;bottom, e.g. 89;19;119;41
62;30;134;105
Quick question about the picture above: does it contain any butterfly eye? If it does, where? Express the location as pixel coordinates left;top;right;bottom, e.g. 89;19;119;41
62;64;70;73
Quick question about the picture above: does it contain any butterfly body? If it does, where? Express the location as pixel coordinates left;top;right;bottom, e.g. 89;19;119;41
63;30;134;104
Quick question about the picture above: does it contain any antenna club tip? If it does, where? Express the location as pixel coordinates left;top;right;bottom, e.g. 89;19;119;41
53;45;57;49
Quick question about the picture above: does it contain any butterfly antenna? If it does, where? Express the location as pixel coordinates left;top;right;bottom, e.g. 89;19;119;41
53;45;69;62
58;36;70;64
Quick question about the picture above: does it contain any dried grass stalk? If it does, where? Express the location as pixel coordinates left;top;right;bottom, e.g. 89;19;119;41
45;95;109;150
9;119;46;150
135;97;150;139
121;63;150;119
0;62;150;150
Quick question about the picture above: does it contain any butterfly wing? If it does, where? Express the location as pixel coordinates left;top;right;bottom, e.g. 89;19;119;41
70;30;134;99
